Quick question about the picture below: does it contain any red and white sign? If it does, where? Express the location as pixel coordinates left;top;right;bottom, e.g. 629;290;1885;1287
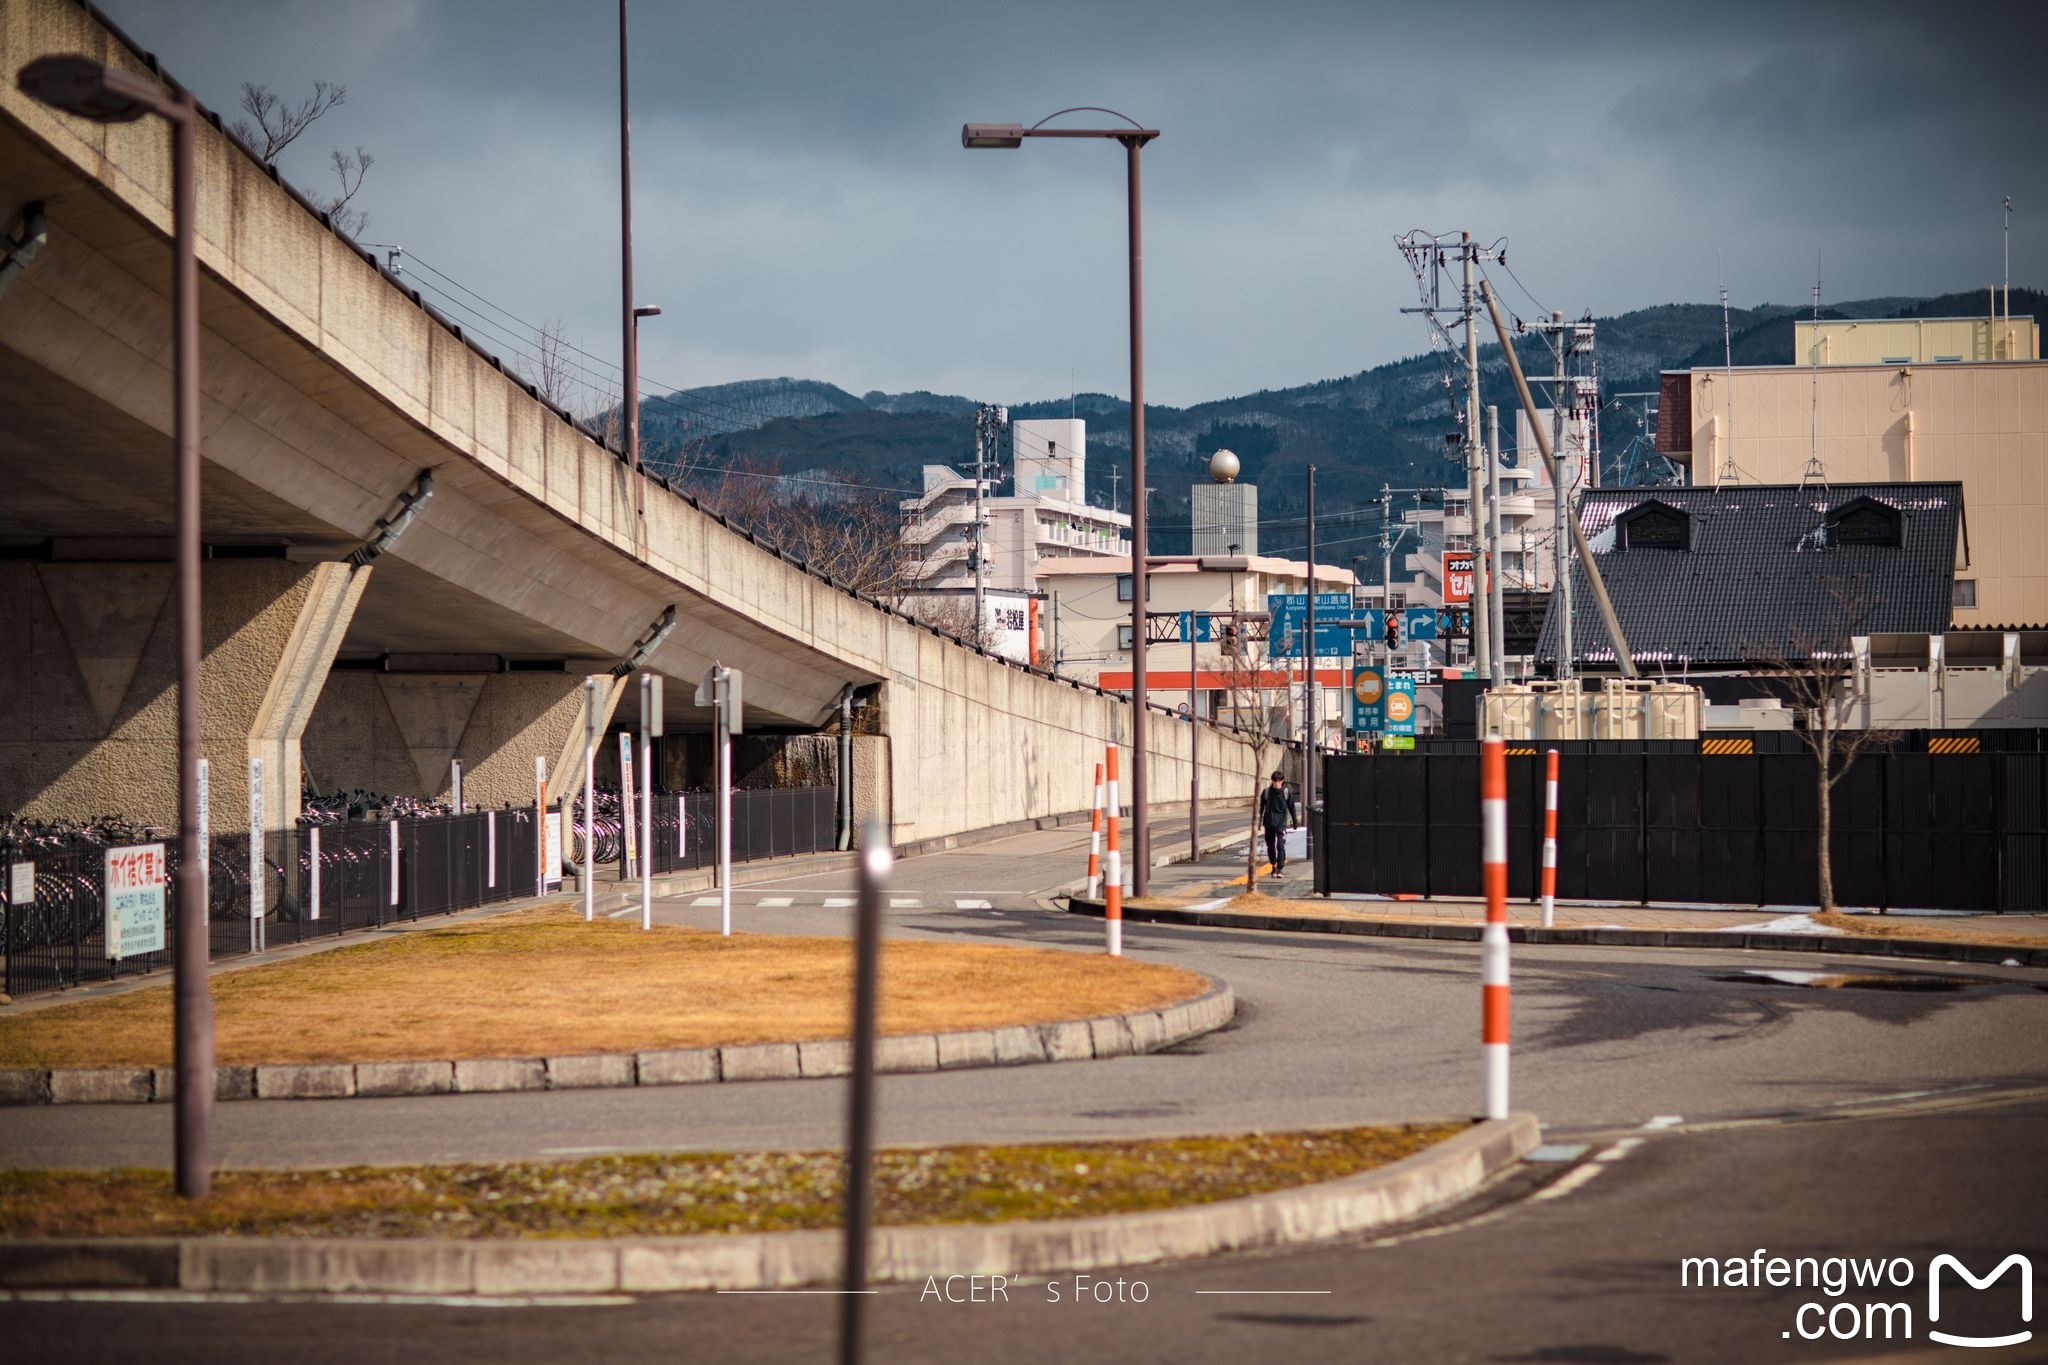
1442;551;1490;606
104;842;167;959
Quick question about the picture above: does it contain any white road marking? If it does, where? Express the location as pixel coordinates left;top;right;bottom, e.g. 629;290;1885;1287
716;1290;878;1295
1594;1138;1644;1162
1641;1115;1684;1131
955;898;992;910
0;1289;632;1308
759;897;793;907
824;897;854;907
890;898;921;908
1530;1164;1607;1202
1194;1290;1333;1295
691;896;720;906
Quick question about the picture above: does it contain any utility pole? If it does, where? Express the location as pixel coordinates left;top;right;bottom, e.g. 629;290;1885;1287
2003;195;2013;357
1303;465;1317;847
1527;309;1579;679
970;404;1005;636
1460;233;1493;683
1486;404;1506;685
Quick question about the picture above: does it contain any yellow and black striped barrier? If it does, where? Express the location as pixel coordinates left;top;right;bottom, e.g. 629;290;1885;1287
1700;737;1754;756
1928;736;1981;755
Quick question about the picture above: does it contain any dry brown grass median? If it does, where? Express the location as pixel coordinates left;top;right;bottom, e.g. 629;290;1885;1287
0;908;1207;1069
0;1124;1465;1240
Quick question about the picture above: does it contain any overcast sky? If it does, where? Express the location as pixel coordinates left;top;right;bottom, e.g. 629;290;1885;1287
115;0;2044;409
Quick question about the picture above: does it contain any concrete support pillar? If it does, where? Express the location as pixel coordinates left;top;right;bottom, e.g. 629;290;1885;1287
303;671;626;813
0;559;367;834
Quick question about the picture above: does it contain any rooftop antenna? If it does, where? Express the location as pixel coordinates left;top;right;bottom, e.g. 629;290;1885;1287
2003;195;2013;357
1715;255;1737;489
1803;248;1827;489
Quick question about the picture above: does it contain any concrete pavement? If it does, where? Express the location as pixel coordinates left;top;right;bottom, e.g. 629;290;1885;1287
6;1095;2039;1362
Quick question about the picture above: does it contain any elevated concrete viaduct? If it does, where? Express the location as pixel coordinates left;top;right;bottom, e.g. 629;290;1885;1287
0;0;1261;837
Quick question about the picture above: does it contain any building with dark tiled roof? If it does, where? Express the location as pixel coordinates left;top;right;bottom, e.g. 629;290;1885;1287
1536;482;1965;671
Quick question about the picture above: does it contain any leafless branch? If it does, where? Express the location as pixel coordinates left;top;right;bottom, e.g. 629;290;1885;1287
322;145;373;237
229;80;346;164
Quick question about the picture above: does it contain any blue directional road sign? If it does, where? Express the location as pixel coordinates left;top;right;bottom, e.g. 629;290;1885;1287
1402;605;1439;642
1268;592;1357;657
1176;611;1219;643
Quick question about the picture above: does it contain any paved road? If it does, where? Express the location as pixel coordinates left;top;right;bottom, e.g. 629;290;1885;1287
8;1095;2041;1363
4;821;2044;1171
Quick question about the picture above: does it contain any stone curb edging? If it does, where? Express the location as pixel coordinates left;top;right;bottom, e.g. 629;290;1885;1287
0;982;1234;1108
0;1114;1538;1295
1063;897;2048;970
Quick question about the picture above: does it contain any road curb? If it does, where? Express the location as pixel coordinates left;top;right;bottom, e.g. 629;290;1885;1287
0;1114;1538;1294
0;981;1234;1108
1062;897;2048;969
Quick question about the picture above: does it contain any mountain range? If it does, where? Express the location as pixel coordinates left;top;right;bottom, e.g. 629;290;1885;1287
635;288;2043;560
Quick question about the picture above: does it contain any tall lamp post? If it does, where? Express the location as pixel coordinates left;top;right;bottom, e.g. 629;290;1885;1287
18;55;212;1198
963;110;1159;893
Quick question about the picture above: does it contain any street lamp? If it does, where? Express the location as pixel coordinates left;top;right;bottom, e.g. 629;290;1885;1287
19;54;211;1199
962;108;1161;893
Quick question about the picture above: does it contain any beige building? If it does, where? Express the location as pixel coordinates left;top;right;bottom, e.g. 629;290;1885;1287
1036;556;1364;743
1794;315;2039;366
1659;358;2048;625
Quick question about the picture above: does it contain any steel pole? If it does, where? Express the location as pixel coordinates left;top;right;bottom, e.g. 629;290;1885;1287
1550;311;1573;677
169;92;212;1202
1487;404;1506;685
1302;464;1316;850
1479;282;1635;677
1124;136;1150;896
1189;621;1199;861
619;0;641;516
638;674;652;931
1462;234;1492;683
839;821;888;1365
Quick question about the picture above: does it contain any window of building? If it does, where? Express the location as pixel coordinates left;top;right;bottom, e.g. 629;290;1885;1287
1117;574;1133;602
1117;624;1134;651
1825;497;1904;548
1952;578;1977;609
1615;499;1691;551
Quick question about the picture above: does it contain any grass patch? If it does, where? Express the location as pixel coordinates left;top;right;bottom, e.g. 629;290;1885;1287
1812;911;2048;950
0;908;1206;1069
0;1124;1464;1240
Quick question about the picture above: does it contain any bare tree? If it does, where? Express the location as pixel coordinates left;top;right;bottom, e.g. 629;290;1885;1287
903;594;998;650
229;80;346;162
690;457;912;602
1754;581;1897;913
323;145;373;237
228;80;373;236
532;317;577;409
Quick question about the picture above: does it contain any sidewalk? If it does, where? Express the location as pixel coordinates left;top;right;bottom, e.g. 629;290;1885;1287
1073;844;2048;965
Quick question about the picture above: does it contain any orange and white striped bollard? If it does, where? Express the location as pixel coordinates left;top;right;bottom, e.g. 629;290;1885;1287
1481;732;1510;1120
1103;744;1123;957
1086;762;1104;899
1540;748;1559;929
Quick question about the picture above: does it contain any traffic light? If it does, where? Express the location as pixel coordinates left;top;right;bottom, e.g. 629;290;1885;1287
1220;622;1241;658
1385;616;1400;649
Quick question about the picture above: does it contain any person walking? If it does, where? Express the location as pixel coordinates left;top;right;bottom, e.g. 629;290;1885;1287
1259;770;1299;877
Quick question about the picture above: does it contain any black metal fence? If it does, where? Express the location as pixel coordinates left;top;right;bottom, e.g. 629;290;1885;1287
2;808;542;999
4;786;842;998
642;786;838;874
1320;743;2048;913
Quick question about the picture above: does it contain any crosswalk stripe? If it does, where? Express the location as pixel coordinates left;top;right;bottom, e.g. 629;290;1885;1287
955;898;992;910
691;896;719;907
824;897;854;908
890;898;921;908
759;896;793;907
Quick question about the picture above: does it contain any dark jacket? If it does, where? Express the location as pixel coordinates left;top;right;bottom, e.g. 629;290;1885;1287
1259;784;1298;831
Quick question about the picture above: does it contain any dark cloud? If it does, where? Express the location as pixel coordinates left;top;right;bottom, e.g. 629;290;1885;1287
108;1;2048;406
